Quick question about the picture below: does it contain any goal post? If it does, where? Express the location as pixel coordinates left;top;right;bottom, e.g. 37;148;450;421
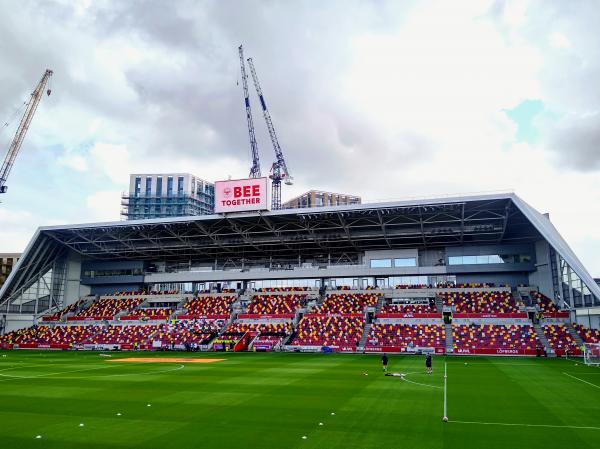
583;343;600;366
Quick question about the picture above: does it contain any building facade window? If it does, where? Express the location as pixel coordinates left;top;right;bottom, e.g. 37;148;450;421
178;176;184;195
156;177;163;196
370;259;392;268
134;177;141;197
448;254;531;265
145;177;152;196
167;177;173;196
394;257;417;267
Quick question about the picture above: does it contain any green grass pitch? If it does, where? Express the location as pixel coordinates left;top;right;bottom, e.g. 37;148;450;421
0;350;598;448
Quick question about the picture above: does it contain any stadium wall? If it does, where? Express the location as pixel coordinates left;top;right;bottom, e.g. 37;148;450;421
529;240;554;300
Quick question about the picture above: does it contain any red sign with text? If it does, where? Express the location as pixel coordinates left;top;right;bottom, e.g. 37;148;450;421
215;178;270;213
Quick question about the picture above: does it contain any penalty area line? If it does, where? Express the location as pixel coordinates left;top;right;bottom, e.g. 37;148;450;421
443;362;447;419
448;420;600;431
563;372;600;389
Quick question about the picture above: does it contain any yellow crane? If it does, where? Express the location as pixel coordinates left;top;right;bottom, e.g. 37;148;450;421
0;69;53;195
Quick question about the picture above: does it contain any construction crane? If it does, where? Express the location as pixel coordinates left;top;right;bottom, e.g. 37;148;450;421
246;56;293;210
0;69;53;195
238;45;261;179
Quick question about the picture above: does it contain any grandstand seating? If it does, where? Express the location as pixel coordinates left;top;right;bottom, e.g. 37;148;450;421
43;299;86;320
440;291;520;314
183;295;235;316
315;293;379;314
530;291;560;313
85;325;160;345
365;323;444;349
246;294;306;315
72;297;144;320
252;335;283;349
224;321;293;336
1;325;102;346
121;308;173;320
256;287;310;292
542;324;580;353
452;324;540;352
153;319;225;345
291;315;365;347
381;303;437;314
573;323;600;344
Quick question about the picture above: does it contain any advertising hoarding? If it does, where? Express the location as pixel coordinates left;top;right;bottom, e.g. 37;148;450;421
214;177;270;213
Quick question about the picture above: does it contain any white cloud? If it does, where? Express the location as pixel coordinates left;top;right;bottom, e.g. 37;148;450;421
58;153;88;172
0;209;37;253
85;190;122;222
1;0;600;279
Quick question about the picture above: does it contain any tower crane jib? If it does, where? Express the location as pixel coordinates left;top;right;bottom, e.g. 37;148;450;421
0;69;53;195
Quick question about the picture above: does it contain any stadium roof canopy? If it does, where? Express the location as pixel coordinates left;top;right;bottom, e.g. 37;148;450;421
2;192;600;302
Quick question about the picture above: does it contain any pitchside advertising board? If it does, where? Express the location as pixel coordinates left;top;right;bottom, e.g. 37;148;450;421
214;177;270;213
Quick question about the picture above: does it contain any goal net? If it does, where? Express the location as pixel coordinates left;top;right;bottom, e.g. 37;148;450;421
583;343;600;366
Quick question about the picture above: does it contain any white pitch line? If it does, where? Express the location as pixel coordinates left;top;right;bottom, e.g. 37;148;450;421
443;362;447;418
563;372;600;389
0;364;118;382
449;420;600;431
398;372;443;390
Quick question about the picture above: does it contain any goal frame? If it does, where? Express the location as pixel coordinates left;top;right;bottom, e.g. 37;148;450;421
583;343;600;366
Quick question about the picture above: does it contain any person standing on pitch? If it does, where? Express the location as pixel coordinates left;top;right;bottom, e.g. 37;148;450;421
382;353;389;373
425;353;432;374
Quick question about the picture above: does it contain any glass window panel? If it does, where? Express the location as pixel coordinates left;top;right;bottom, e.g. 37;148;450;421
394;257;416;267
476;255;489;264
370;259;392;268
488;255;504;264
448;256;462;265
462;256;477;265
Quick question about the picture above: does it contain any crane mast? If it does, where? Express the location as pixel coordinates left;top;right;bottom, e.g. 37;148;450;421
238;45;261;179
246;57;292;210
0;69;53;194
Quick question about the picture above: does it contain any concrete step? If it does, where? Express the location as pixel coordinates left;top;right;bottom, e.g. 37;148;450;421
358;322;372;348
445;323;453;352
533;323;556;357
375;297;386;314
435;296;443;314
567;323;585;348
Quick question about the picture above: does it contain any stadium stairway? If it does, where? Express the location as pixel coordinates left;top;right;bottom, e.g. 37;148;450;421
444;323;453;353
566;323;585;348
513;289;525;309
358;322;372;349
435;296;443;313
375;297;385;314
533;322;555;357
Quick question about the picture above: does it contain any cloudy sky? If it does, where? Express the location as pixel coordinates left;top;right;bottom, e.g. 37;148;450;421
0;0;599;275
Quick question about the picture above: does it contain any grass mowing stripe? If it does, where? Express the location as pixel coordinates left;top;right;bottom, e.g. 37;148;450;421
563;372;600;389
448;420;600;431
1;351;599;449
443;361;447;419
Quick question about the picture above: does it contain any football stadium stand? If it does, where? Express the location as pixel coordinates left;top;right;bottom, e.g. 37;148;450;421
531;291;560;314
542;324;580;355
71;297;144;320
314;293;380;314
365;323;445;350
246;294;306;315
381;303;438;314
1;192;599;355
181;295;235;317
224;321;293;336
291;315;365;349
452;324;540;355
153;319;225;346
573;323;600;343
440;291;521;314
